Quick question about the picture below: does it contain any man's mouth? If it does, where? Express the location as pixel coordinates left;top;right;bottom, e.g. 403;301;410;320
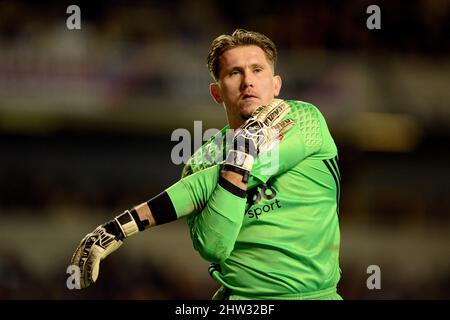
241;94;258;100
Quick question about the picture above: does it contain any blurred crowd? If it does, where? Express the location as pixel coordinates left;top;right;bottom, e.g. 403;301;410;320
1;0;448;53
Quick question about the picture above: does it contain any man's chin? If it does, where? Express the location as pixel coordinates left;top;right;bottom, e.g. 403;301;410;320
240;110;255;120
240;103;259;119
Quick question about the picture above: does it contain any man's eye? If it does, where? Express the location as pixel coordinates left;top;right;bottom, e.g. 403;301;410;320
230;70;240;76
254;68;263;73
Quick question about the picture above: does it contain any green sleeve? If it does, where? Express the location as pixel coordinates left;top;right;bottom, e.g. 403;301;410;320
166;165;247;263
166;165;221;219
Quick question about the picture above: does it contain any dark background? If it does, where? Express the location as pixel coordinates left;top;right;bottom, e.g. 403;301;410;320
0;0;449;299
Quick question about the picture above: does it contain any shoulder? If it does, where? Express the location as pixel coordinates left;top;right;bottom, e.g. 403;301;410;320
283;99;337;155
284;99;329;131
284;99;323;117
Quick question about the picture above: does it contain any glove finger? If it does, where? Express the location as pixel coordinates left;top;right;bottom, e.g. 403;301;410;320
79;246;93;288
249;105;266;118
252;99;283;122
70;246;89;289
79;243;103;288
259;100;291;127
74;233;97;288
245;99;289;130
241;105;266;130
89;245;104;284
272;119;295;136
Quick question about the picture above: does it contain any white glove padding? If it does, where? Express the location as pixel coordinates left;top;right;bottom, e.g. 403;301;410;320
70;210;140;289
224;99;295;182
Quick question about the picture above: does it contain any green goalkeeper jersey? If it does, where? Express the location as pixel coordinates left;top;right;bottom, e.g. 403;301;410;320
165;100;341;299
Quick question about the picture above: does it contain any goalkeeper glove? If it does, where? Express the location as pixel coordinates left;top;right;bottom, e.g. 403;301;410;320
223;98;294;183
70;209;145;289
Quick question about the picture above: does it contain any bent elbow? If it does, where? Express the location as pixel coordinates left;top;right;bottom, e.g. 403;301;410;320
197;239;233;264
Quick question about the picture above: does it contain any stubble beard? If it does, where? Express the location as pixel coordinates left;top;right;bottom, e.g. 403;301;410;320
240;103;258;120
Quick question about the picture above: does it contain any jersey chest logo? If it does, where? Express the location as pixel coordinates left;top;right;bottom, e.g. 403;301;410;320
247;183;277;206
245;183;282;219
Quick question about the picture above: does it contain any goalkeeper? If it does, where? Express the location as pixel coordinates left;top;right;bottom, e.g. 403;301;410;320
70;29;342;300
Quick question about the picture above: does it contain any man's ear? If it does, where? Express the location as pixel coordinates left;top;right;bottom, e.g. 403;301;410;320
209;83;223;104
273;75;282;97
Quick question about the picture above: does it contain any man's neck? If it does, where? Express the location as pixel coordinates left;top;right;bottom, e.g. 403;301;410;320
227;115;245;130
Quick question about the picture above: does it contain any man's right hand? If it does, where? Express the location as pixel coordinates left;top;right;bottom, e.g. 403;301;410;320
70;210;141;288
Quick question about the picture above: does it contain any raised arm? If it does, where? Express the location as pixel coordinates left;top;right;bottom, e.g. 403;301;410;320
69;99;294;288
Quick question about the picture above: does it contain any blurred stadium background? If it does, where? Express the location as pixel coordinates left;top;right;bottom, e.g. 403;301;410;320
0;0;449;299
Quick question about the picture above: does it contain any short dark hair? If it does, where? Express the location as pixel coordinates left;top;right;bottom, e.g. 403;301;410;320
207;29;278;81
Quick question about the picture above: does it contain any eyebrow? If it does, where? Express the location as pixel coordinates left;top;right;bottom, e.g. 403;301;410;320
251;63;265;69
228;63;265;71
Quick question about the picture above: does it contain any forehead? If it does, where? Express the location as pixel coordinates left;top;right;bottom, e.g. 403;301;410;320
219;45;270;68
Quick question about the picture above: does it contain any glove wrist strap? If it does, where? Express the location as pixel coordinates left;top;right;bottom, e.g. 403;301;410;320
222;164;250;184
114;210;140;238
223;149;254;184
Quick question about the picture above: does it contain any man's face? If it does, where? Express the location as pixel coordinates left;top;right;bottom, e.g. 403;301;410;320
210;45;282;128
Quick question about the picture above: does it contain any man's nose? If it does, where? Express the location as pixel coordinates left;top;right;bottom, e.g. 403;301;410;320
241;70;254;89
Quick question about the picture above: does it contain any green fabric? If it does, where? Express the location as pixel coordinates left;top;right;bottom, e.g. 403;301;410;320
212;285;343;300
167;166;246;263
172;100;341;298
